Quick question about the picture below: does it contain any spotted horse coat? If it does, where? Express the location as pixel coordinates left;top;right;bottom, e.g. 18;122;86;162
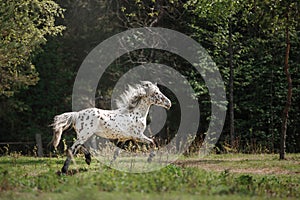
50;81;171;173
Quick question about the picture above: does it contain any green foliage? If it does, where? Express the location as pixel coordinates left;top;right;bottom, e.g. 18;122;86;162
116;0;184;28
0;0;65;97
185;0;300;152
0;0;299;154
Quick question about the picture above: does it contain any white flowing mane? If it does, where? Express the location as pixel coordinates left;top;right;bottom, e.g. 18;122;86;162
116;82;151;110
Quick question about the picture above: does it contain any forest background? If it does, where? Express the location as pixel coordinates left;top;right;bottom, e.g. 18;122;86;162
0;0;299;155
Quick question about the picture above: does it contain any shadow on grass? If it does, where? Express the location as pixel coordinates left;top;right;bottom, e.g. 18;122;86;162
56;168;89;176
175;159;226;167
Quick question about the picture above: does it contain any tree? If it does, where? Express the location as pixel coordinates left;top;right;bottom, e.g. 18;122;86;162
252;0;299;158
185;0;244;147
185;0;300;154
0;0;65;97
280;1;298;160
1;0;299;155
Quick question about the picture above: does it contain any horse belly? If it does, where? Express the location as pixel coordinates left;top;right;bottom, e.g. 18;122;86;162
96;113;146;141
95;130;131;141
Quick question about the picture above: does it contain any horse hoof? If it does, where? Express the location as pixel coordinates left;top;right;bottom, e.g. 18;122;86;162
85;153;91;165
61;166;68;174
85;158;91;165
147;151;155;163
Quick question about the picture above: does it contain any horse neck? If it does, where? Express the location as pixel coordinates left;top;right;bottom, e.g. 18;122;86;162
130;98;151;118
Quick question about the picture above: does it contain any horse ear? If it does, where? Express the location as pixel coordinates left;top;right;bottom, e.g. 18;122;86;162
140;81;148;86
154;82;157;86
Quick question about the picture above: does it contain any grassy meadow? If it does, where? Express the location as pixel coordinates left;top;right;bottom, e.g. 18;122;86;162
0;153;299;200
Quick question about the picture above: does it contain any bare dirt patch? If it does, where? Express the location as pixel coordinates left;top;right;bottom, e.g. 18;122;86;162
174;158;299;175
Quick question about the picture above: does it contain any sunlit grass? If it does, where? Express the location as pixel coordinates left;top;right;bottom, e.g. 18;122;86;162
0;154;299;200
178;153;300;174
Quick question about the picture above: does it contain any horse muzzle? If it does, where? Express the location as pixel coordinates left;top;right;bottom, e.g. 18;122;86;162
164;99;172;110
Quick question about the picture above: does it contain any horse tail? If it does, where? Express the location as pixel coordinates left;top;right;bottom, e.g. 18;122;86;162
50;112;77;148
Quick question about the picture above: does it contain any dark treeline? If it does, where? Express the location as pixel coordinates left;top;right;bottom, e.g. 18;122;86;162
0;0;299;154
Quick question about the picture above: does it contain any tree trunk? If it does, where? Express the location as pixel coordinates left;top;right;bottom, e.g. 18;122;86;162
229;21;235;147
280;6;292;160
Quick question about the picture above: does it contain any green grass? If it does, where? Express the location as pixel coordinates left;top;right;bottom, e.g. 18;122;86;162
0;153;299;200
178;153;300;174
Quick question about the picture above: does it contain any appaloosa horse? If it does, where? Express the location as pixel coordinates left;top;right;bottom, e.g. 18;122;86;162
51;81;171;173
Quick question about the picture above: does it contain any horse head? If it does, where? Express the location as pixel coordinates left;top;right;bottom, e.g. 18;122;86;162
140;81;171;110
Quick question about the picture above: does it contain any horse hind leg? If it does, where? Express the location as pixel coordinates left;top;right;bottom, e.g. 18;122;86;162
81;145;92;165
61;150;72;174
61;139;85;174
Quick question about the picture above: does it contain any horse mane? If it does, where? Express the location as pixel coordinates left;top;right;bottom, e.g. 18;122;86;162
116;82;152;110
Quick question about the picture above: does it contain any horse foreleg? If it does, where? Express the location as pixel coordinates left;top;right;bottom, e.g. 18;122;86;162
110;148;122;166
110;141;125;166
147;150;156;162
147;137;158;163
